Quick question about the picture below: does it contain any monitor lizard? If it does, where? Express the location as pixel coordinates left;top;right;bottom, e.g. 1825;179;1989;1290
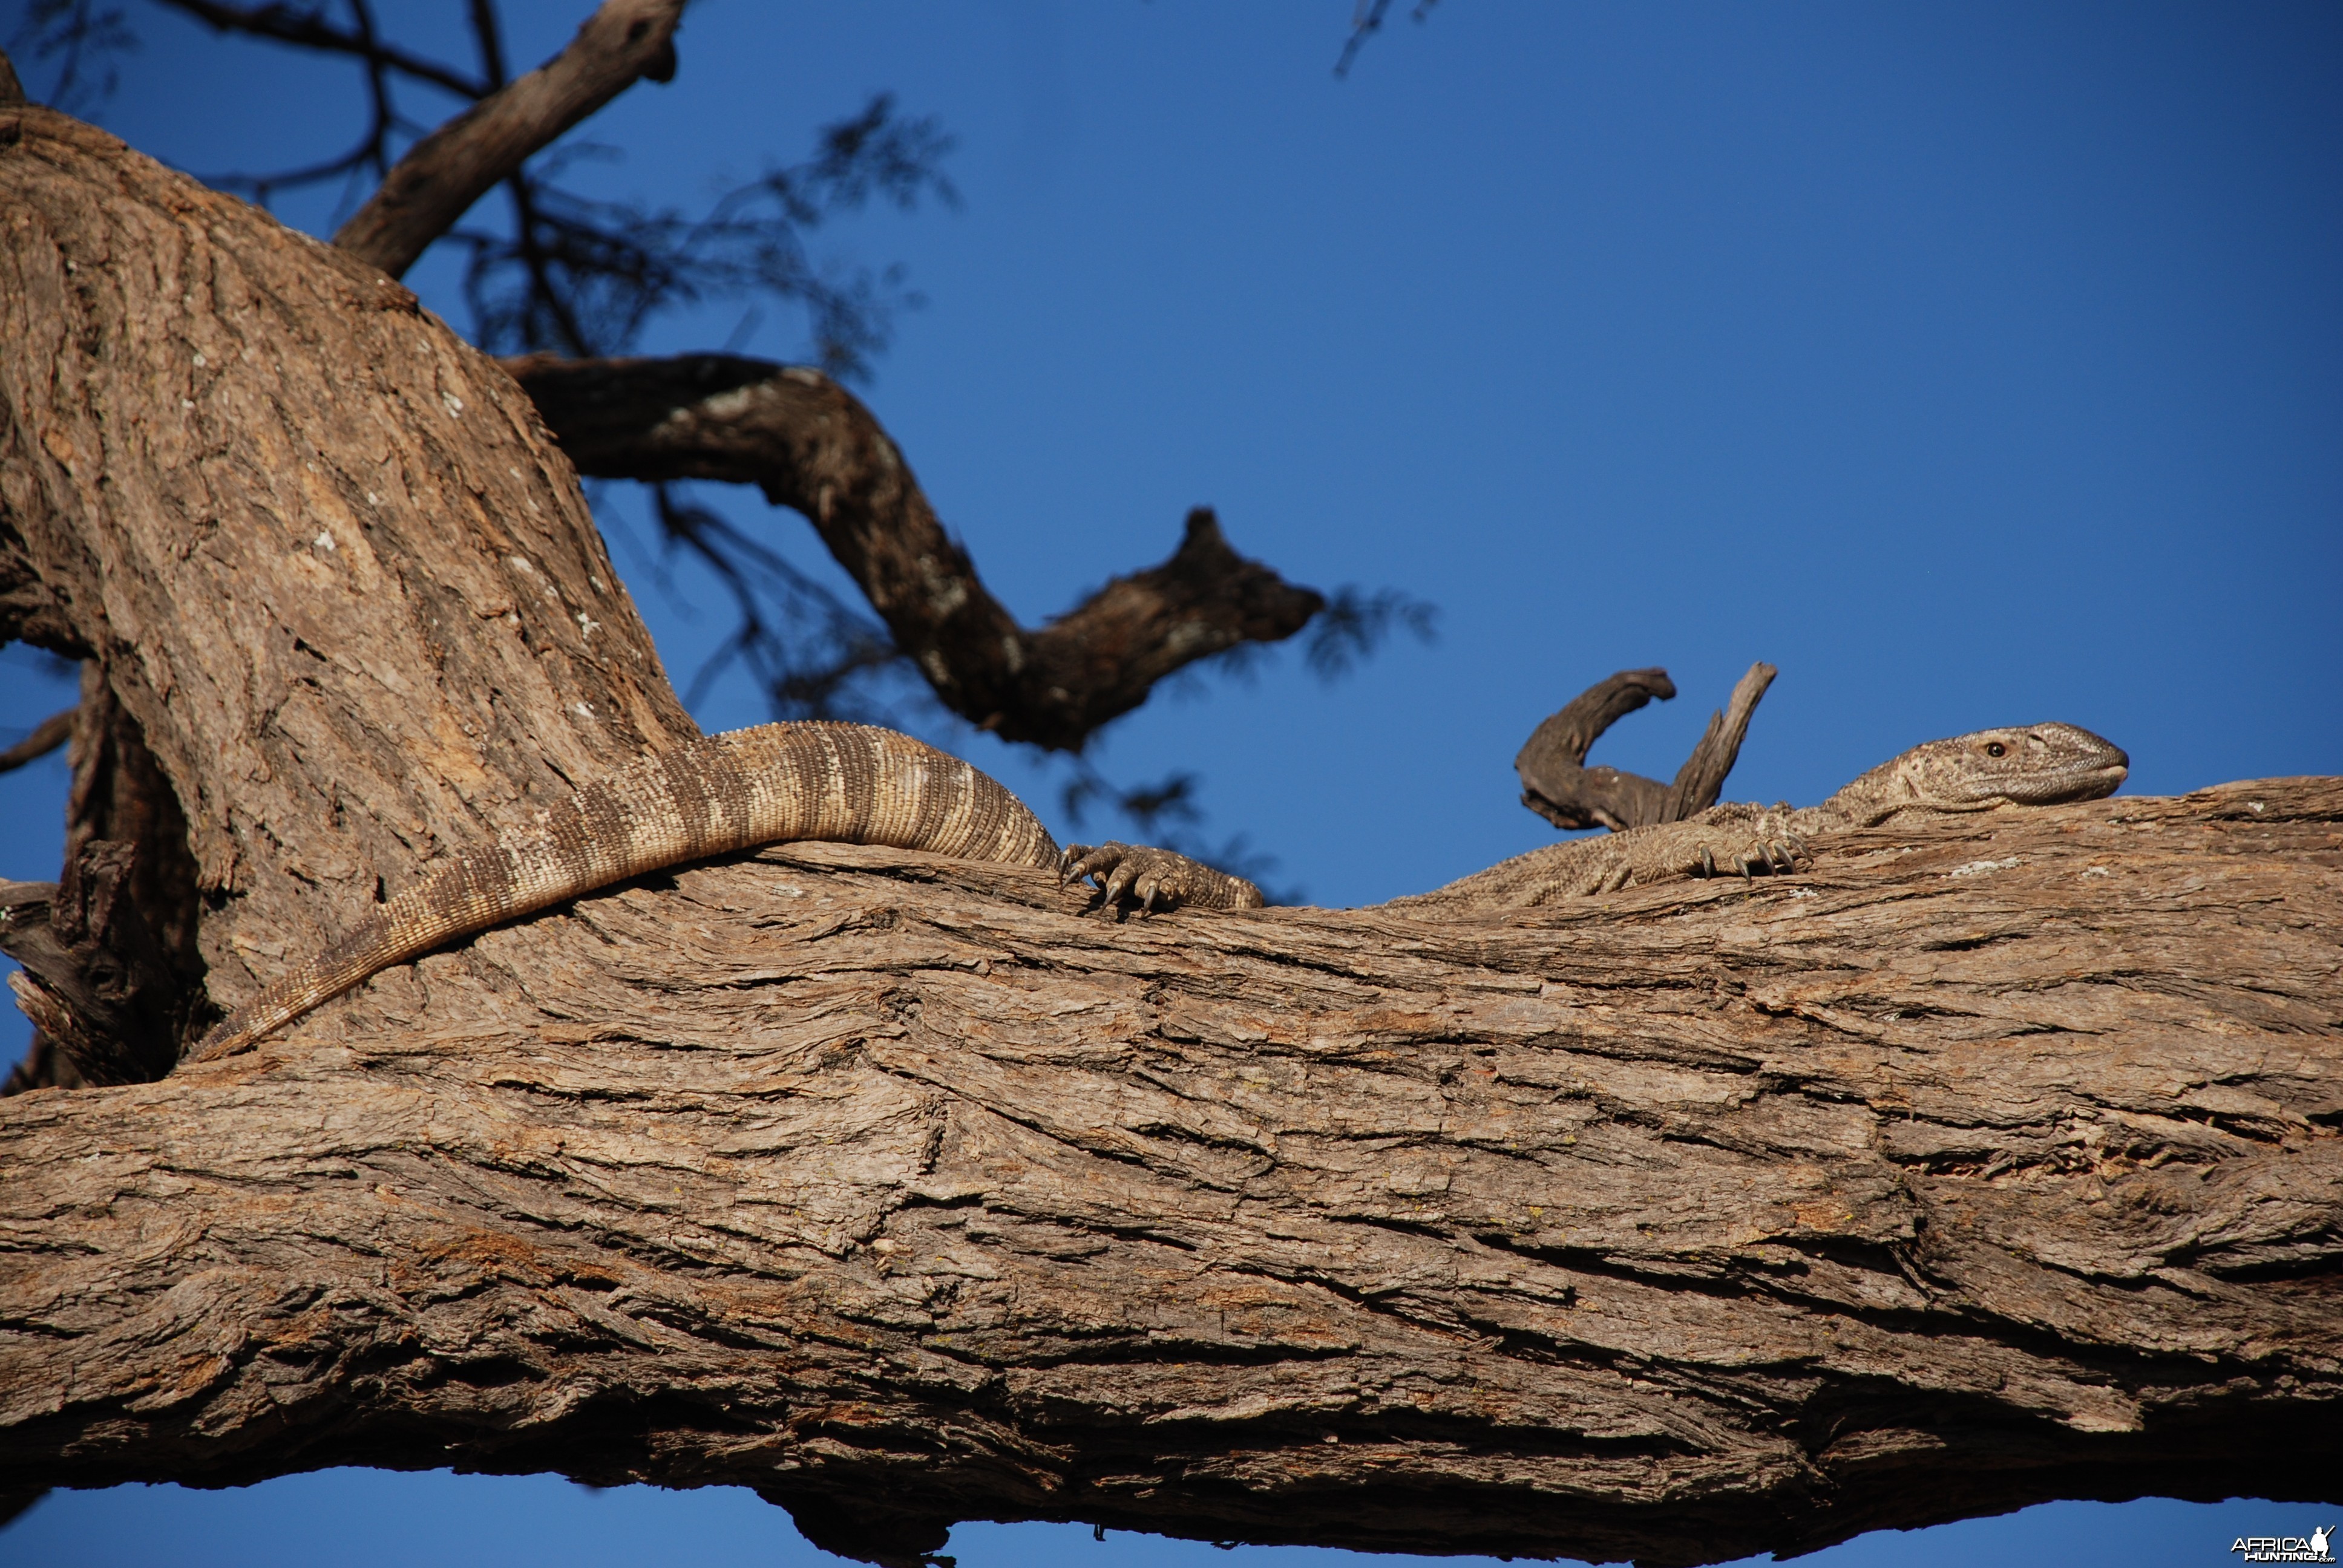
1061;720;2129;916
191;719;2125;1061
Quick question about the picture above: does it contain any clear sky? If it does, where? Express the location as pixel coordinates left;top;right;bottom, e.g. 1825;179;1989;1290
1;2;2338;1564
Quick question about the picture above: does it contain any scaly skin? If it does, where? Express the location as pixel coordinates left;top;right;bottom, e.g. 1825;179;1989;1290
1067;722;2131;918
194;720;2128;1060
192;722;1059;1060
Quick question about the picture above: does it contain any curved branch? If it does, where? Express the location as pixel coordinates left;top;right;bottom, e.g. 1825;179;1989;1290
503;352;1326;750
1514;667;1678;830
1516;662;1777;831
332;0;683;278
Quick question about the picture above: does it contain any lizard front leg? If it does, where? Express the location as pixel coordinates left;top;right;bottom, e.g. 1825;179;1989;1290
1060;842;1268;913
1386;807;1807;916
1602;807;1805;892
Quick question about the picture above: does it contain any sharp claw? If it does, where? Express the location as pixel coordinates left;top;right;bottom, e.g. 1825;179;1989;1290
1695;848;1715;878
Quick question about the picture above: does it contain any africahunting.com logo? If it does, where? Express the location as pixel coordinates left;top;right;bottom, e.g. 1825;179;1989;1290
2232;1527;2336;1564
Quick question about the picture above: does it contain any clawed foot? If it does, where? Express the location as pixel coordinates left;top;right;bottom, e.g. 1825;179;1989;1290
1649;810;1807;888
1686;828;1805;881
1564;812;1808;896
1059;841;1267;915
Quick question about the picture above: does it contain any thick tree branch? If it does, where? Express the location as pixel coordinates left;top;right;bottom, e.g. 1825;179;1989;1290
332;0;682;279
1;786;2339;1566
503;352;1326;750
3;102;2338;1568
0;105;697;1033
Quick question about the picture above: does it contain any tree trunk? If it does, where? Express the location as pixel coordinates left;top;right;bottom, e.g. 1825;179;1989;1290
2;104;2339;1568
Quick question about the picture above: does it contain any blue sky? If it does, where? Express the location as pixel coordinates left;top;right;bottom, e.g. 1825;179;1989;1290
1;2;2338;1563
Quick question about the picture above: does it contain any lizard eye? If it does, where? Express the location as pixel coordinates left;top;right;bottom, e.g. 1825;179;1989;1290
1985;742;2007;757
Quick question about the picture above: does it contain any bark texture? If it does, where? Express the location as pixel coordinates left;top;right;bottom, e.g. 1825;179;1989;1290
503;352;1326;751
2;789;2340;1566
0;105;698;1038
1;103;2339;1568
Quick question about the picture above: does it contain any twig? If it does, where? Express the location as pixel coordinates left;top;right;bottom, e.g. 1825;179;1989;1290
0;707;72;774
154;0;488;99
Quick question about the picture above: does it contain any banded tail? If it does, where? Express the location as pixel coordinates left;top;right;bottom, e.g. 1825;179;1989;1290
192;722;1059;1060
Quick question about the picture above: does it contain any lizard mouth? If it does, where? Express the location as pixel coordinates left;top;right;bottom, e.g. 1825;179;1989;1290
2008;757;2128;804
2066;760;2129;800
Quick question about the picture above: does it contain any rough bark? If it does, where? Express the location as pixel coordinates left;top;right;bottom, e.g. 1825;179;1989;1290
1;102;2339;1568
330;0;684;279
503;352;1327;751
0;104;698;1037
0;665;209;1086
3;787;2340;1566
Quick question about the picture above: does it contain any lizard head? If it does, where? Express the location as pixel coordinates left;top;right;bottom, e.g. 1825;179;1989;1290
1891;722;2131;809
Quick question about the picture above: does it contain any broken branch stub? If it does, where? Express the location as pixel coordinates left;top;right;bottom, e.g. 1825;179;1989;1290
1516;661;1777;831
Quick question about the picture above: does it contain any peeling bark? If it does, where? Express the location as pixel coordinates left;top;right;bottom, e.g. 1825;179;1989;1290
1;100;2339;1568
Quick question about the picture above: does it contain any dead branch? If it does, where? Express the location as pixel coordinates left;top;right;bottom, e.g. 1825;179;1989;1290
0;663;205;1083
2;101;2339;1568
1518;662;1776;831
332;0;683;279
503;352;1326;750
1663;659;1777;816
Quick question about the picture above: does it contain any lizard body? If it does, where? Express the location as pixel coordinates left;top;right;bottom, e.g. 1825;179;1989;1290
1067;722;2129;917
192;720;2123;1060
192;721;1060;1060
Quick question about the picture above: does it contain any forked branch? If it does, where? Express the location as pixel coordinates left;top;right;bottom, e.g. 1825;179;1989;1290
1516;661;1776;831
